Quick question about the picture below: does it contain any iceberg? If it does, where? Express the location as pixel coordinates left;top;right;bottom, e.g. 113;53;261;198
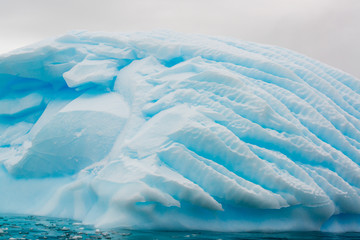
0;30;360;232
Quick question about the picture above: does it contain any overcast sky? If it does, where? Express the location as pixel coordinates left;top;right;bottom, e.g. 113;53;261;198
0;0;359;78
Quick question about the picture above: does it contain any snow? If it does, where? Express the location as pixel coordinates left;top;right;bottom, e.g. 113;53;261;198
0;30;360;232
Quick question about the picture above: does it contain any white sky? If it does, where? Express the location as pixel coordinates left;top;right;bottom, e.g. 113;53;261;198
0;0;359;78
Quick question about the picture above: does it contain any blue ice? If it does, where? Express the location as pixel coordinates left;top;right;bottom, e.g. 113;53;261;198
0;31;360;232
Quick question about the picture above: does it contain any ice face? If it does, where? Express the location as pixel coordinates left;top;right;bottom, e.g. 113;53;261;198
0;31;360;232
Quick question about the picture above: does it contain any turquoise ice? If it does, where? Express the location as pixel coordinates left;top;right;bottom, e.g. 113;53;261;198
0;31;360;232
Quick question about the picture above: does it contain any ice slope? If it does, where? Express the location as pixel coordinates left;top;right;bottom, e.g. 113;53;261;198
1;31;360;232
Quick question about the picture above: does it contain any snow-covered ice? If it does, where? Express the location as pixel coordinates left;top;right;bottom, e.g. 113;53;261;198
0;31;360;232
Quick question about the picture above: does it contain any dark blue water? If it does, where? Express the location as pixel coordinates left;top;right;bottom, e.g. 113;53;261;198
1;215;360;240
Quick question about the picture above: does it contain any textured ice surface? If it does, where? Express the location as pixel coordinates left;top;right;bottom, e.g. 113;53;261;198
1;31;360;232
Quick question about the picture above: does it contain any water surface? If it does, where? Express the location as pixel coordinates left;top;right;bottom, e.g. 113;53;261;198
1;215;360;239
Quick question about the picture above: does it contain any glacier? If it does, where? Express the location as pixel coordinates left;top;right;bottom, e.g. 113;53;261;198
1;30;360;232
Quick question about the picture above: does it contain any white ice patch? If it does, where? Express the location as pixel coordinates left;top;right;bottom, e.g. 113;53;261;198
63;58;118;88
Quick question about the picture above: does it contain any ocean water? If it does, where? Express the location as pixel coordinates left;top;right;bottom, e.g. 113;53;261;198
0;215;360;240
